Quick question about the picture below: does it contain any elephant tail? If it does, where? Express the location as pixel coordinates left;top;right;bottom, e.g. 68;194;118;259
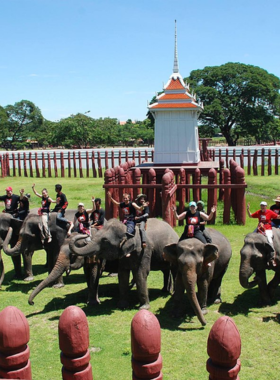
28;252;68;305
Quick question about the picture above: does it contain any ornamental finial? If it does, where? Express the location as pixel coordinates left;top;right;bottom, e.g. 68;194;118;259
173;20;179;73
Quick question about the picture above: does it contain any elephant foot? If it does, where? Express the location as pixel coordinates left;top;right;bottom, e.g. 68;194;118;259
139;303;151;310
53;283;65;289
201;307;208;315
87;298;101;306
24;275;34;282
118;300;130;310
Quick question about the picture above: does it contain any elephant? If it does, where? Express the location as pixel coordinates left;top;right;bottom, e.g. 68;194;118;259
69;218;179;310
3;210;76;286
239;229;280;305
163;228;232;326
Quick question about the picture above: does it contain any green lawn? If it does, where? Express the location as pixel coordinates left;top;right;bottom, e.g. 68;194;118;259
1;173;280;379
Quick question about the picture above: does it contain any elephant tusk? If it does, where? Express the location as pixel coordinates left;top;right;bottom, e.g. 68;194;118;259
119;236;127;249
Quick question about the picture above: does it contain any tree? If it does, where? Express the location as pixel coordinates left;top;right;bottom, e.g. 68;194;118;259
4;100;43;150
0;106;9;148
187;63;280;146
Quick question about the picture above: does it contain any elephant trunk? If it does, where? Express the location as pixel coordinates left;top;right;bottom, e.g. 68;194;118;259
239;258;257;289
28;252;69;305
69;234;97;257
3;227;22;256
0;251;4;287
183;270;207;326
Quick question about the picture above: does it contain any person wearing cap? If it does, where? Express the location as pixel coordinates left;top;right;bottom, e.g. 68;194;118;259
247;201;280;266
197;200;212;243
270;195;280;228
52;184;69;220
0;186;21;216
90;198;105;230
68;197;95;237
133;194;150;248
14;190;30;221
173;201;216;243
32;184;56;243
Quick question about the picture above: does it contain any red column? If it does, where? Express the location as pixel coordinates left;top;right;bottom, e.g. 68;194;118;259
148;168;156;218
54;151;58;177
133;167;141;201
162;170;176;227
261;148;265;176
207;168;217;225
207;316;241;380
178;168;186;226
59;306;93;380
105;150;109;170
193;168;201;202
104;169;114;220
268;149;272;175
253;149;258;176
111;150;115;169
235;166;246;225
42;152;45;178
0;306;32;380
219;159;225;201
29;152;33;177
24;152;28;177
78;151;83;178
47;152;51;177
91;150;97;178
275;149;279;175
131;310;162;380
35;152;40;177
73;151;77;178
97;151;102;178
61;151;65;178
12;153;16;177
68;151;71;178
223;169;231;224
247;149;251;175
18;153;22;177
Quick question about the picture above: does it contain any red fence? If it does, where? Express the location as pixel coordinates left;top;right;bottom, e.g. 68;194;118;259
104;159;247;225
0;305;241;380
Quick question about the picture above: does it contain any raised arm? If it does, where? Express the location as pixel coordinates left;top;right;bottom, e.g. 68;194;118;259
32;184;42;198
172;205;186;221
86;196;96;214
247;203;252;218
107;191;120;206
19;188;24;200
200;205;217;221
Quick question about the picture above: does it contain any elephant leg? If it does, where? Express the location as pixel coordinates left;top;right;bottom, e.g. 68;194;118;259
84;260;102;305
172;274;185;317
161;269;172;293
133;266;150;310
117;266;131;309
208;269;227;304
267;271;280;300
197;277;209;314
254;270;270;305
12;255;22;279
22;251;34;281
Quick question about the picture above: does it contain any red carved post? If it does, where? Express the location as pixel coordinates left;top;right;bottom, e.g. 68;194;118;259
148;168;156;218
207;316;241;380
35;152;40;177
5;154;10;177
12;153;16;177
59;306;93;380
233;148;236;162
162;171;176;227
138;150;142;165
223;169;231;224
240;149;244;169
219;159;225;201
61;151;65;178
125;150;129;163
235;166;246;225
73;151;77;178
268;149;272;176
253;149;258;176
151;149;154;162
230;160;238;216
186;172;191;202
42;152;45;178
91;150;97;178
133;167;141;201
0;306;32;380
78;151;83;178
54;151;58;177
111;168;119;219
145;149;148;161
111;150;115;169
193;168;201;202
275;149;279;175
105;150;109;170
178;168;186;226
219;149;222;166
47;152;51;177
85;151;89;178
261;148;265;176
0;155;3;178
104;169;113;220
225;149;229;168
118;150;122;166
207;168;217;225
132;149;136;162
18;153;21;177
29;152;33;177
97;151;102;178
131;309;162;380
68;151;71;178
247;149;251;175
23;152;28;177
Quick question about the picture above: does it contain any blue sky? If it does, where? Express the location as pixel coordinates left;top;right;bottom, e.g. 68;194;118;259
1;0;280;122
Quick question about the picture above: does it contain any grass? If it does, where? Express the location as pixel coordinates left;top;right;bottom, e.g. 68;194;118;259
1;172;280;379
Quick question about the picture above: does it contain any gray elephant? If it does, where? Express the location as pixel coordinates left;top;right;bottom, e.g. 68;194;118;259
163;228;232;326
239;229;280;305
69;218;179;310
0;213;23;285
3;210;76;286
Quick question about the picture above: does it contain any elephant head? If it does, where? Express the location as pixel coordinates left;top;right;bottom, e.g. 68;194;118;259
69;219;141;260
163;240;219;326
239;232;274;289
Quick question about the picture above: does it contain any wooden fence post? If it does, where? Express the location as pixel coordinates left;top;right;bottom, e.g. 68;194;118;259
35;152;40;177
61;151;65;178
47;152;51;177
223;169;231;224
247;149;251;175
131;309;162;380
193;168;201;202
18;153;21;177
78;151;83;178
91;150;97;178
268;149;272;176
219;159;225;201
42;152;46;178
207;168;217;224
261;148;265;176
207;316;241;380
24;152;28;177
162;170;177;227
235;166;246;225
97;151;102;178
12;153;16;177
133;167;141;201
68;151;71;178
0;306;32;380
73;151;77;178
105;169;113;220
54;151;58;177
275;149;279;175
148;168;156;218
178;168;186;226
59;306;93;380
29;152;33;178
105;150;109;170
230;160;238;216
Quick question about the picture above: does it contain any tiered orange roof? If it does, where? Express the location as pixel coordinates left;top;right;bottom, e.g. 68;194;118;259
165;78;185;90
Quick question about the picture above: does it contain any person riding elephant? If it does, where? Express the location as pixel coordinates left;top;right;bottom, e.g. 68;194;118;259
69;217;179;310
133;194;149;248
173;201;216;243
0;186;21;216
68;198;95;237
239;228;280;306
163;228;232;326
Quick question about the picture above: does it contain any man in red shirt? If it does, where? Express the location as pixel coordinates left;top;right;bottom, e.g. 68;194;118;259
247;201;280;266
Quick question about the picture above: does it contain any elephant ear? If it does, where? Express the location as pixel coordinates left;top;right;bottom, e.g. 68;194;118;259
163;243;178;265
202;244;219;266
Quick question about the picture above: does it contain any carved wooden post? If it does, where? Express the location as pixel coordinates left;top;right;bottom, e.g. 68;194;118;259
118;149;122;166
111;150;115;169
247;149;251;175
148;168;156;218
23;152;28;177
225;149;229;168
28;152;33;177
233;148;236;162
105;150;109;170
42;152;45;178
91;150;97;178
73;151;77;178
145;149;148;161
240;149;244;169
0;306;32;380
253;149;258;176
268;149;272;176
61;151;65;178
54;151;58;177
68;151;71;178
219;159;225;201
78;151;83;178
186;172;191;202
138;150;142;165
275;149;279;175
59;306;93;380
223;169;231;224
125;149;129;163
261;148;265;176
230;160;238;216
97;151;102;178
12;153;16;177
35;152;40;177
85;151;89;178
178;168;186;226
5;154;10;177
235;166;246;225
104;169;113;220
131;309;162;380
18;152;21;177
207;168;217;225
207;316;241;380
133;167;141;201
162;170;176;227
47;152;51;177
193;168;201;202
